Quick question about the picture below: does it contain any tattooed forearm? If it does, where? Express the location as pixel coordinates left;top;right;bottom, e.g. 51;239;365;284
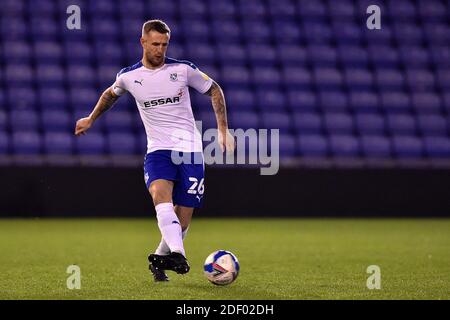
89;88;119;122
206;81;228;131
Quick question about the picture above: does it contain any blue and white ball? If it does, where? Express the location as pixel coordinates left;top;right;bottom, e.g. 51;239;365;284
203;250;240;285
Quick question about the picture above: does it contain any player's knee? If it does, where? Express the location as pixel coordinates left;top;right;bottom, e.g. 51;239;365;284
149;187;172;205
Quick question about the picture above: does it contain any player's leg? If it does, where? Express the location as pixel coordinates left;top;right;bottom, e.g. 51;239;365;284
148;179;185;257
154;205;193;255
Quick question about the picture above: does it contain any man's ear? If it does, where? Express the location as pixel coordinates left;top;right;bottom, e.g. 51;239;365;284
140;37;145;48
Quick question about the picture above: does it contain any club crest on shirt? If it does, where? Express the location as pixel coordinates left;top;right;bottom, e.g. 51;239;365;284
170;73;178;82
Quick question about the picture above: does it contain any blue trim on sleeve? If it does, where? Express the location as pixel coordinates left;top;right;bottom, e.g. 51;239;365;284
165;57;198;70
117;61;143;78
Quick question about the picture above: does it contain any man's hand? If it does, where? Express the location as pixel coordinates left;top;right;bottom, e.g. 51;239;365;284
218;129;235;153
74;117;93;136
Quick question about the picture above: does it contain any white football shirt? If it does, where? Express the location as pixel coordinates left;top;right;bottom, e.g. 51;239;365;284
112;57;213;153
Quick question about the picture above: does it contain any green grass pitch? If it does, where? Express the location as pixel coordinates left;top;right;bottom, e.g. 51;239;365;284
0;218;449;300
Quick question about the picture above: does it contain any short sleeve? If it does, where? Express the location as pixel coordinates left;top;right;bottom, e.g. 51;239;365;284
186;65;213;94
112;73;127;96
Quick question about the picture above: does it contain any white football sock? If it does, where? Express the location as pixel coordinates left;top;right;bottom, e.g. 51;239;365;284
155;202;185;256
155;226;189;256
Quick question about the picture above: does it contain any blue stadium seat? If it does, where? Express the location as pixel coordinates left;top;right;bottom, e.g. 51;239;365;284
394;23;424;45
36;65;65;87
212;20;241;44
269;0;297;18
229;112;259;130
34;42;63;65
405;69;435;92
146;0;177;19
279;45;308;66
1;18;27;40
423;23;450;44
186;43;216;65
104;111;134;133
117;0;145;19
272;20;302;44
318;91;348;113
97;65;121;89
387;114;417;135
338;45;369;67
237;0;266;19
293;112;323;134
278;134;297;157
69;88;98;111
418;1;447;22
256;89;287;112
375;69;405;90
297;134;329;157
307;45;337;67
417;114;447;137
287;90;317;112
388;0;417;21
0;132;9;154
3;41;31;64
10;110;39;131
226;89;255;111
8;87;37;110
75;133;105;155
221;66;250;88
216;43;246;66
247;44;276;67
41;110;71;132
344;68;374;90
64;42;93;64
207;0;236;19
368;45;400;67
167;43;185;61
429;45;450;68
435;69;450;91
329;135;360;157
119;19;144;42
360;135;391;158
364;26;393;45
332;21;362;44
94;41;123;65
43;132;73;155
5;64;33;86
411;93;442;114
327;0;355;19
399;46;430;67
260;112;291;134
349;91;380;113
423;137;450;158
242;20;271;43
38;88;67;110
303;22;332;44
442;93;450;113
392;135;424;158
30;17;58;41
1;0;25;15
181;0;207;18
180;19;210;41
106;132;137;155
66;65;96;87
124;42;142;64
313;68;343;90
0;111;7;131
89;0;116;16
251;67;281;89
282;67;312;89
12;131;42;155
324;113;354;135
355;114;386;135
381;92;411;114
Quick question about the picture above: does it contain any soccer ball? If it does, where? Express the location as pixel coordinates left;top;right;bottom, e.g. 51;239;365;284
203;250;240;285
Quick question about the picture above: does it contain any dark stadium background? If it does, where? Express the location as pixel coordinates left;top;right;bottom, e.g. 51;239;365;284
1;0;449;218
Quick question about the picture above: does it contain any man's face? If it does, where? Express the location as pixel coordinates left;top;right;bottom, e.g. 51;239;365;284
141;30;170;67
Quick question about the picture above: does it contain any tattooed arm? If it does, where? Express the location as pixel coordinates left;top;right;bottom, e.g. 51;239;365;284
205;80;235;152
74;87;120;136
